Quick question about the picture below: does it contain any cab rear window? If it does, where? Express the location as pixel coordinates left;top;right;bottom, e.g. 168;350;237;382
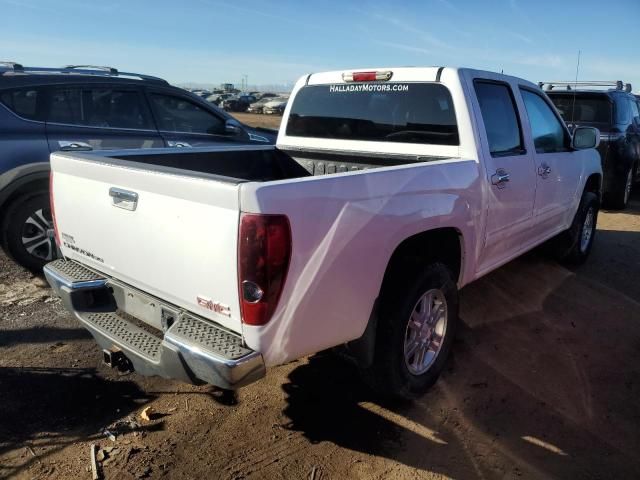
286;83;459;145
0;88;41;121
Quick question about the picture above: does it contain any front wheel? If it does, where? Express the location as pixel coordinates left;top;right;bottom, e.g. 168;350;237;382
363;263;458;399
2;193;58;272
553;191;599;265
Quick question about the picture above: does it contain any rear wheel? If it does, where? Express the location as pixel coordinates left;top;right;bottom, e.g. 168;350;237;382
363;263;458;399
3;193;58;272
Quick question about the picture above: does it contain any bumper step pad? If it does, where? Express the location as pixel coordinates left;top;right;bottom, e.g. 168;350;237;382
84;312;162;360
170;314;252;361
44;258;106;286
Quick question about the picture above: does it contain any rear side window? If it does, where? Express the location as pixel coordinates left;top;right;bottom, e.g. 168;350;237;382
614;96;631;124
520;89;568;153
49;89;83;125
549;94;612;124
48;87;153;129
0;88;41;120
286;83;459;145
149;94;225;135
474;81;523;156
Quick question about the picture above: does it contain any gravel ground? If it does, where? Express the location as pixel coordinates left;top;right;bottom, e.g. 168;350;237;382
1;124;639;479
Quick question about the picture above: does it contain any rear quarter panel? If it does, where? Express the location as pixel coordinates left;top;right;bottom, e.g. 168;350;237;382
0;105;50;196
239;160;482;366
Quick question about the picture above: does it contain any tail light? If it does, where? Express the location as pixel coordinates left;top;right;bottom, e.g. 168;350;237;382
238;213;291;326
49;172;61;247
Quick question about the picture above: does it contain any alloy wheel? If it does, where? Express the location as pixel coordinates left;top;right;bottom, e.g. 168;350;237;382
403;289;448;376
20;207;55;262
580;207;595;253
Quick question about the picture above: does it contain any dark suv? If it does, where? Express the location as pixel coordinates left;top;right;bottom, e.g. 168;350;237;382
222;95;257;112
542;80;640;209
0;63;276;271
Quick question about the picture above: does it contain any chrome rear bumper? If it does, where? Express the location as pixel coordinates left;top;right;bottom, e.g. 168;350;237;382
44;259;265;389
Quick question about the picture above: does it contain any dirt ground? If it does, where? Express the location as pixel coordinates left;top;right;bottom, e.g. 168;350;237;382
234;112;283;130
1;140;640;479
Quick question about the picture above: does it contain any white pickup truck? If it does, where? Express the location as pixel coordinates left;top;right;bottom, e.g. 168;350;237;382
44;67;602;399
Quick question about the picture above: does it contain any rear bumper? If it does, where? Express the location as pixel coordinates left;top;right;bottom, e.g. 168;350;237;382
44;259;265;389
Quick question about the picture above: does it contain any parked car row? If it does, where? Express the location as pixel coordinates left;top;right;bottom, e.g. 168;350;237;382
0;63;276;272
195;88;287;114
205;92;288;115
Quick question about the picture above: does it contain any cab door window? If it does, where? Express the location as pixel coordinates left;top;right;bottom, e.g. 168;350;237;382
474;81;524;156
520;89;568;153
149;94;225;135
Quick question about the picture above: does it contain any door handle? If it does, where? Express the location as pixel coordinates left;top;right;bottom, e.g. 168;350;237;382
109;187;138;211
538;164;551;178
491;169;510;188
58;140;93;151
167;141;192;148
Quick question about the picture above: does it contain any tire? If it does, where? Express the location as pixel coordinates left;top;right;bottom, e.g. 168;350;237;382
3;193;58;272
553;191;599;265
604;167;633;210
363;263;459;400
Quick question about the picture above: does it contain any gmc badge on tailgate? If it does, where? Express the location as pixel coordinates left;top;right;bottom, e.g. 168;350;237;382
196;296;231;317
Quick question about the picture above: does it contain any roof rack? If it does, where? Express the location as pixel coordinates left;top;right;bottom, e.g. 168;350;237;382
0;62;168;85
539;80;633;93
64;65;119;75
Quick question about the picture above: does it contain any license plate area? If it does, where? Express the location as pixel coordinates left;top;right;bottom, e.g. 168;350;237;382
108;279;180;332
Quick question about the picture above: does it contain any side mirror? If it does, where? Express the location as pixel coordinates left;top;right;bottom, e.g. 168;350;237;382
225;119;242;136
571;126;600;150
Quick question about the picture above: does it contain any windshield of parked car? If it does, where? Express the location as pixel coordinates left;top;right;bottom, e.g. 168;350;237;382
548;94;612;125
286;83;458;145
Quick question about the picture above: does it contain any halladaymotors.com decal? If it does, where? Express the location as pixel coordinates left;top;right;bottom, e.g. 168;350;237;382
329;83;410;93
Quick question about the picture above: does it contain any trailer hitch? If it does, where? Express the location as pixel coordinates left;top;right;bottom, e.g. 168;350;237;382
103;348;134;373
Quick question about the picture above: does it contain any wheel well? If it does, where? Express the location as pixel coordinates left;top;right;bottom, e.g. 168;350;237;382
0;178;49;230
381;228;463;292
347;227;463;369
584;173;602;200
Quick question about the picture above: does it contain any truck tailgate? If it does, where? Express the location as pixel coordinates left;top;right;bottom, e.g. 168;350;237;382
50;153;243;334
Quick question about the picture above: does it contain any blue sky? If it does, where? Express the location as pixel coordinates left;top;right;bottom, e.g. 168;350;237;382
1;0;639;91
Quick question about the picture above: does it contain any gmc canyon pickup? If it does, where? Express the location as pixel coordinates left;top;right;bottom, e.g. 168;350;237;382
44;67;602;399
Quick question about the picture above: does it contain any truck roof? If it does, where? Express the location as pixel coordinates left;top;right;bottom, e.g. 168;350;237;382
304;66;539;90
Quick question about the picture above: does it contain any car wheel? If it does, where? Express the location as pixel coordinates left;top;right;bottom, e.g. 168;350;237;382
3;193;58;272
363;263;458;399
553;191;599;265
605;167;633;210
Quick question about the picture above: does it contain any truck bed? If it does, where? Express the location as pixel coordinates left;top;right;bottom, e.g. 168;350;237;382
50;144;466;360
97;145;441;183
